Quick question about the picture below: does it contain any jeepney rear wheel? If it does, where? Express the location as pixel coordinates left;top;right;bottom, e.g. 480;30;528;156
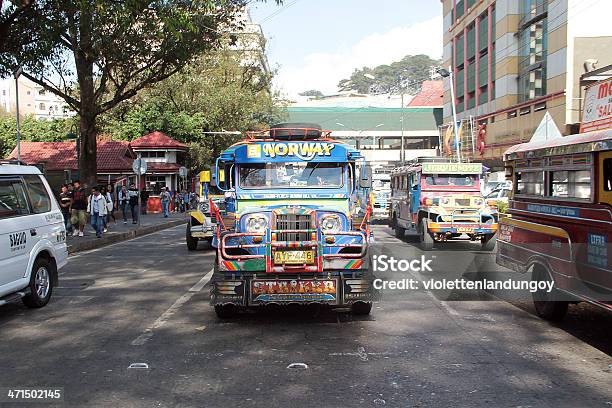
351;301;372;315
481;233;497;251
186;222;199;251
419;219;434;251
215;304;238;319
532;265;568;321
394;215;405;239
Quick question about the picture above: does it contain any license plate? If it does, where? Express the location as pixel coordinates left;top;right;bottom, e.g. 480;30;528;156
273;250;315;265
457;227;475;233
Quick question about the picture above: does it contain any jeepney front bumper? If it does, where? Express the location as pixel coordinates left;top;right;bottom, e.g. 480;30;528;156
211;229;373;307
428;208;498;235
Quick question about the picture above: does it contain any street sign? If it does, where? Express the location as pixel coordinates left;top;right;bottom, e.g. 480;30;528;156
132;158;147;175
179;166;188;178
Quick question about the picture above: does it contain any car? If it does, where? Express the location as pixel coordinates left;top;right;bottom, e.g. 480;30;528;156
0;163;68;308
485;186;511;204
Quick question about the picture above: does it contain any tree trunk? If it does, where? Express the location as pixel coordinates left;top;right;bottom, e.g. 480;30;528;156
79;113;97;188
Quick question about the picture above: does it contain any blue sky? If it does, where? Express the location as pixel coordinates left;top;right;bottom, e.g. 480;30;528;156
249;0;443;97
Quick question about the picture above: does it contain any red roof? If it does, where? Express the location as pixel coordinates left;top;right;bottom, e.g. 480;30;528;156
130;131;187;150
145;162;182;173
7;140;135;172
407;80;444;107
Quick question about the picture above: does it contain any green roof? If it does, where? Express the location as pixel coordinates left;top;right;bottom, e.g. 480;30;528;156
287;107;442;132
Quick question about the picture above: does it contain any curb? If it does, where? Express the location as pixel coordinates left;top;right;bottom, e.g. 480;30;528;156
67;219;187;254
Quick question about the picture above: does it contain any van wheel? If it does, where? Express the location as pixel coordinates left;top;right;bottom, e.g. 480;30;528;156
186;223;198;251
481;233;497;251
419;219;434;251
532;265;568;321
351;301;372;315
22;258;54;308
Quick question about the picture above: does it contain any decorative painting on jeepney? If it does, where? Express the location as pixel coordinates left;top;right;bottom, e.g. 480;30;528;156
587;233;608;269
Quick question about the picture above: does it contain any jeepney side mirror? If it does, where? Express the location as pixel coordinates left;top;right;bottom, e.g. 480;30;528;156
359;165;372;189
209;166;217;187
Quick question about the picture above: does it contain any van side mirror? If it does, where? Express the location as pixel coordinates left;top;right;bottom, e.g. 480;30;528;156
209;165;217;187
359;165;372;189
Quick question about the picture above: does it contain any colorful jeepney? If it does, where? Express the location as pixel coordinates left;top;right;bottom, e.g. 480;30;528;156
209;123;374;317
497;129;612;320
186;170;218;250
389;159;498;250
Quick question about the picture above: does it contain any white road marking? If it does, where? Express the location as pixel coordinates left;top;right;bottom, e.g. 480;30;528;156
131;268;214;346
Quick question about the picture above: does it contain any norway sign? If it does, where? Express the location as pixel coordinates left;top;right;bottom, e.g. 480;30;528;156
581;77;612;133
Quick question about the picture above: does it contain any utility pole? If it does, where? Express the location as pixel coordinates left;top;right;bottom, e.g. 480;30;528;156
14;67;23;163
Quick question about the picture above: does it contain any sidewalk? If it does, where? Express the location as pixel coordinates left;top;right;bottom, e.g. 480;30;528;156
66;212;188;254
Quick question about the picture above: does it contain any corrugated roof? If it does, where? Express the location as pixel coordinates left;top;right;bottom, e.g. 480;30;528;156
131;131;188;150
7;140;135;171
407;80;443;107
287;107;442;132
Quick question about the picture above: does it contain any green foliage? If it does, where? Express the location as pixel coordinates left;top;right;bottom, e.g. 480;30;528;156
299;90;324;98
0;114;75;157
496;201;508;214
101;50;287;171
338;54;442;94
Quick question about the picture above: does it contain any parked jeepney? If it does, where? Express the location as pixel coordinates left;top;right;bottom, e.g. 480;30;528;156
209;123;375;318
186;170;218;250
389;158;498;250
497;129;612;320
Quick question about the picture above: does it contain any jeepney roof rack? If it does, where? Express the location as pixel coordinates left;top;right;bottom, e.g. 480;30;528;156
246;122;333;141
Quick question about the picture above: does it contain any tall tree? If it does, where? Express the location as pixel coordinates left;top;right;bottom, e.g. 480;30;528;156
0;0;248;185
337;54;441;94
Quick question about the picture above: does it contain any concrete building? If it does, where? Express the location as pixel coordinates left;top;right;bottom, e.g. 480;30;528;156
231;8;270;76
0;77;75;120
441;0;612;168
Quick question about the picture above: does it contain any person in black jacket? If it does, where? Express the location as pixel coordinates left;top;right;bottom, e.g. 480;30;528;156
128;183;139;224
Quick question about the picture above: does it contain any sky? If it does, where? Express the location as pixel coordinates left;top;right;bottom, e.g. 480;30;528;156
249;0;443;98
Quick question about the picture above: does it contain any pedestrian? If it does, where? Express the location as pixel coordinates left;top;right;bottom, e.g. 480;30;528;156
173;190;180;213
160;187;171;218
70;180;88;237
106;184;116;224
182;190;189;212
140;188;149;215
59;184;73;234
100;187;113;233
118;184;130;224
87;186;108;238
128;182;139;224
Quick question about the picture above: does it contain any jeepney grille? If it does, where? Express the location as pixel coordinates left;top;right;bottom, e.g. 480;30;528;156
455;198;471;207
275;214;312;242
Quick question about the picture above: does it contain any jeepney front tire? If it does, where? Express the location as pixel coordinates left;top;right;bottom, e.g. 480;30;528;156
351;301;372;315
394;219;405;239
215;304;238;319
186;223;198;251
532;265;568;321
481;233;497;251
419;219;434;251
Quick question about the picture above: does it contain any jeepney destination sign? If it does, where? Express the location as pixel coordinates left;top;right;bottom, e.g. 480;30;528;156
421;163;483;174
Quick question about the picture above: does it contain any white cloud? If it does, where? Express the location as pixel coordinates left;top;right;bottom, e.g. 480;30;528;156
273;15;443;97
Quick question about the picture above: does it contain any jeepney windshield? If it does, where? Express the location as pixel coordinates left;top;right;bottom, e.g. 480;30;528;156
239;162;344;189
424;174;478;187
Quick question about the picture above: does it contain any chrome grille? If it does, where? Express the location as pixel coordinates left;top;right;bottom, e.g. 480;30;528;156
275;214;311;242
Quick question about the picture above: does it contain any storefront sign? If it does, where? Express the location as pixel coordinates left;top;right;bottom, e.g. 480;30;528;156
581;78;612;133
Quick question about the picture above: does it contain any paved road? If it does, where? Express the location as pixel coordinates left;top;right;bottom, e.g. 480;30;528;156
0;225;610;407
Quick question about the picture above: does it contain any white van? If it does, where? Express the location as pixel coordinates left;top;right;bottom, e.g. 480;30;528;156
0;163;68;308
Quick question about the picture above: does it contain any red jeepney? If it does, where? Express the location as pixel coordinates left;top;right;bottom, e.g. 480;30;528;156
497;129;612;320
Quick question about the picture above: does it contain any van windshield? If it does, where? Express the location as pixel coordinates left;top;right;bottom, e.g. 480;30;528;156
239;162;344;189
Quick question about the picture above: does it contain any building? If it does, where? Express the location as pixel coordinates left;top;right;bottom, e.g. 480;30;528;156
230;8;270;76
441;0;612;168
130;131;189;193
0;77;75;120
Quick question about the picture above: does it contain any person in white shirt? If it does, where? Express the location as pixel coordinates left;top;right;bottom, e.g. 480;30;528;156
87;186;108;238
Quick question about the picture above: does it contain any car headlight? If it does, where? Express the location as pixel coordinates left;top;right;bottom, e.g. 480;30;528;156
320;214;342;233
245;214;268;233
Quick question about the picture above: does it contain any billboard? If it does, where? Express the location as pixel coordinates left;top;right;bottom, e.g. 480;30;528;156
581;78;612;133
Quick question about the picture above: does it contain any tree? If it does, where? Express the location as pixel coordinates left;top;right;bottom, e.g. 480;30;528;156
337;54;441;94
101;49;286;171
0;113;75;157
299;89;324;98
0;0;248;186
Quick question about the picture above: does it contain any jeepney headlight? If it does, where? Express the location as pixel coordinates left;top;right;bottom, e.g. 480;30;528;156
320;214;341;233
474;198;484;207
245;213;268;233
199;201;210;214
441;197;451;206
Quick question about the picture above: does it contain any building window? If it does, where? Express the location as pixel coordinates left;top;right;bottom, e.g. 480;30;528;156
145;176;167;193
550;170;591;199
140;151;166;158
39;103;45;111
518;2;547;103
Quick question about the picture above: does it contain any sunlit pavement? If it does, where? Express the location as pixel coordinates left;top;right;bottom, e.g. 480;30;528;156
0;225;610;407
